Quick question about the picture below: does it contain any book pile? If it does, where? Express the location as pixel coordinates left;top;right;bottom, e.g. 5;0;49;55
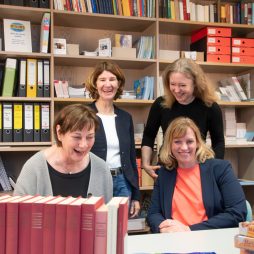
53;0;155;18
136;36;155;59
134;76;154;100
218;76;248;102
128;217;146;231
0;195;128;254
235;222;254;253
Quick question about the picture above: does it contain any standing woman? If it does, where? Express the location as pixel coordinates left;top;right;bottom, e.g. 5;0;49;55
142;58;225;179
86;61;140;217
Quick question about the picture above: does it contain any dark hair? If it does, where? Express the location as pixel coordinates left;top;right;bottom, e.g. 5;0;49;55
86;61;125;100
53;104;99;146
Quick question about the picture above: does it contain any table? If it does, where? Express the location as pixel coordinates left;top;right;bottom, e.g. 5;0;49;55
127;227;240;254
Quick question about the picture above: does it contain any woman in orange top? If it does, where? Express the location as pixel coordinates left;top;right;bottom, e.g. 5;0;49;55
147;117;246;233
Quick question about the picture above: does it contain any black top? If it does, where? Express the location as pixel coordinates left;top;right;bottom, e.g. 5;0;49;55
142;97;225;159
48;161;91;198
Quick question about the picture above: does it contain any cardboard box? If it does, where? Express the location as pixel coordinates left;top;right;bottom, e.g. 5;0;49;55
232;38;254;47
159;50;180;61
207;36;231;46
232;47;254;56
191;27;232;43
207;46;231;55
232;56;254;64
66;44;79;55
207;54;231;63
112;47;136;58
181;51;204;61
141;169;154;187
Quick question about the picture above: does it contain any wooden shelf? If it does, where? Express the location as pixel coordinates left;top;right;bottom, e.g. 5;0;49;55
0;97;51;102
54;98;154;106
219;101;254;107
0;51;51;60
159;19;254;36
159;61;254;73
0;144;51;152
139;186;154;190
54;55;156;69
0;4;49;24
53;10;156;31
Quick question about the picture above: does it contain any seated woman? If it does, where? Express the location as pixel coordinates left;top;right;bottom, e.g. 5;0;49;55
14;104;113;203
147;117;246;233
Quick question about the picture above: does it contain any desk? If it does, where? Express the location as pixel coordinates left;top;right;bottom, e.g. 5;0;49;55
127;228;240;254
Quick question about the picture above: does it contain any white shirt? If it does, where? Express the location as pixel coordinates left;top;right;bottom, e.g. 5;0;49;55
97;113;121;168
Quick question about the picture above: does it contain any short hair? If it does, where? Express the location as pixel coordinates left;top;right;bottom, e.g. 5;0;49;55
159;117;214;170
53;104;99;147
162;58;218;108
86;61;125;100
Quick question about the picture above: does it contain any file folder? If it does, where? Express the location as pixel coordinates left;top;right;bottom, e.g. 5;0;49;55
25;0;38;7
37;60;43;97
26;59;37;98
2;103;13;142
2;58;17;97
33;103;40;142
17;59;26;97
13;103;23;142
41;103;50;142
23;103;33;142
43;60;50;97
0;102;2;142
39;0;49;8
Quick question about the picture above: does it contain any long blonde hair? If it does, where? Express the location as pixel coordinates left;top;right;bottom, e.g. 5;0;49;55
159;117;214;170
162;58;218;108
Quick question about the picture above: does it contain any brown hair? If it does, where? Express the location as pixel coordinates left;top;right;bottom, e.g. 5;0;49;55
162;58;218;108
53;104;99;146
159;117;214;170
86;61;125;100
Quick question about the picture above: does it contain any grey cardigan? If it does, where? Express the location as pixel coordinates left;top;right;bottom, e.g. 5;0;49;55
14;151;113;203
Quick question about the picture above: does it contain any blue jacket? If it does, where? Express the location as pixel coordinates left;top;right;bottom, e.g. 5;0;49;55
89;102;140;201
147;159;247;233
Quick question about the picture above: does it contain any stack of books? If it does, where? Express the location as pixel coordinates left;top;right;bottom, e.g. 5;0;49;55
235;222;254;253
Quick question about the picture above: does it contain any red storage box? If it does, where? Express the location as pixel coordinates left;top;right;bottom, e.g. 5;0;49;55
191;27;232;43
232;38;254;47
207;54;231;63
232;47;254;56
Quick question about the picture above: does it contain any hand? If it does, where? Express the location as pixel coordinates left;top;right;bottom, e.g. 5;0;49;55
129;200;140;218
159;219;190;233
143;164;160;179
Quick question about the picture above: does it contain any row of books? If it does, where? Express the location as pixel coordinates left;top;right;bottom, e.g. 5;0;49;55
235;222;254;253
222;107;247;143
0;0;49;8
0;58;50;98
54;0;156;18
0;102;50;143
54;80;89;98
0;195;128;254
218;76;249;102
159;0;217;23
136;36;155;60
159;0;254;25
134;76;154;100
220;2;254;25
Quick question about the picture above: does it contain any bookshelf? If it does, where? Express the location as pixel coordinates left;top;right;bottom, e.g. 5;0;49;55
1;1;254;207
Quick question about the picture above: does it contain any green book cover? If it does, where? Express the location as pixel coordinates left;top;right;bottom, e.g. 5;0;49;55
2;58;17;97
